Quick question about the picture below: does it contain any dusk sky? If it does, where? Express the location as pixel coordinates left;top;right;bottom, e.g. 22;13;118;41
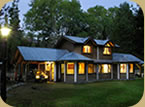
5;0;138;27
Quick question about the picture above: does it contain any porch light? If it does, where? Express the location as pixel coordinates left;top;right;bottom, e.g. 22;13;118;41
0;27;11;37
36;75;40;79
44;75;48;79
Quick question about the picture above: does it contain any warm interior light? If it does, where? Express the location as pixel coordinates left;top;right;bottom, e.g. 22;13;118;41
120;64;127;73
83;45;91;53
0;27;11;37
36;75;40;79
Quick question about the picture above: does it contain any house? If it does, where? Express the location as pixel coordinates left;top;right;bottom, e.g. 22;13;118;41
14;35;144;83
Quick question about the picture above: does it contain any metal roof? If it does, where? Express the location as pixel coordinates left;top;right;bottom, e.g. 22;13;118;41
64;35;119;47
113;53;144;64
65;35;88;43
58;52;92;61
18;46;69;61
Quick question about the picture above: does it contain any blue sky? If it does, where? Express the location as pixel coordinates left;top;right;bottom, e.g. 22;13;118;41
6;0;138;27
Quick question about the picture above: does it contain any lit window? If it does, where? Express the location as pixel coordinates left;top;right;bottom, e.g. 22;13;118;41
88;64;94;74
120;64;127;73
78;63;85;74
67;63;74;74
101;64;111;73
83;45;91;53
61;64;64;74
103;43;111;55
129;64;133;73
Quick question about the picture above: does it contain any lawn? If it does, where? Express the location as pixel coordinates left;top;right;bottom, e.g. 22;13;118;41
6;79;144;107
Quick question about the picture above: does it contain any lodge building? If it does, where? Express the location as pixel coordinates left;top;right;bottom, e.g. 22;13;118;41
14;35;144;83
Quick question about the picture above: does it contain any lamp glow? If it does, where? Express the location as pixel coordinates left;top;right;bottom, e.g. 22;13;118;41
0;27;11;37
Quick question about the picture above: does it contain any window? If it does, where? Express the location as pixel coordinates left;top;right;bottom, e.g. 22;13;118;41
61;64;64;74
101;64;111;73
103;43;111;55
120;64;127;73
129;64;133;73
88;64;94;74
83;45;91;53
78;63;85;74
67;63;74;74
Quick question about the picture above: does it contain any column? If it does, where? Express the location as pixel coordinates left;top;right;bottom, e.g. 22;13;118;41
64;61;67;82
74;62;78;83
117;64;120;80
97;47;99;60
126;64;129;80
96;64;99;80
111;64;113;79
58;63;61;80
85;62;88;81
24;64;27;81
54;62;57;82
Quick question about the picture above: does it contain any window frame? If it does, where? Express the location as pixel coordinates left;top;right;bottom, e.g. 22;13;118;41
82;45;92;54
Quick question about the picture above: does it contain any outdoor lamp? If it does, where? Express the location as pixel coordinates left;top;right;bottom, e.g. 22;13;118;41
0;27;11;37
0;26;11;102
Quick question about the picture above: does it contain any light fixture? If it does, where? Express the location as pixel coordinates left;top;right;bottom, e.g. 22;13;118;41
0;27;11;37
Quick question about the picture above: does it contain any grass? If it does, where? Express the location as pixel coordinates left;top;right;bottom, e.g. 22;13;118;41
6;79;144;107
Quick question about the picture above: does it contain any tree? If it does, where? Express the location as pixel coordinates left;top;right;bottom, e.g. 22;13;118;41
133;7;144;59
110;2;136;53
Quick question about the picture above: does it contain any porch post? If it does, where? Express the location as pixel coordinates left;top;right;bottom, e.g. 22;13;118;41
58;63;61;80
126;64;129;80
85;62;88;81
24;63;28;81
74;62;78;83
117;64;120;80
111;64;113;79
96;64;99;80
97;47;99;60
64;61;67;82
54;62;57;82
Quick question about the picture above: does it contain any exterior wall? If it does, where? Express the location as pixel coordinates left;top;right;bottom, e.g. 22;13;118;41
88;73;96;81
129;73;135;79
120;73;126;79
99;47;112;60
99;73;111;79
58;40;75;52
78;75;86;83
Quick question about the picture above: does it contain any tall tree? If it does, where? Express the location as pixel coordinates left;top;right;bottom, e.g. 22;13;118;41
7;0;23;65
133;7;144;59
110;2;136;53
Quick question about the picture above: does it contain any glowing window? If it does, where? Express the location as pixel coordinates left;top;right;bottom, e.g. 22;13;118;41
120;64;127;73
88;64;94;74
129;64;133;73
101;64;111;73
78;63;85;74
67;63;74;74
61;64;64;74
83;45;91;53
103;43;111;55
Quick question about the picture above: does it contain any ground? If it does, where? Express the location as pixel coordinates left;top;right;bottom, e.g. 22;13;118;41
6;79;144;107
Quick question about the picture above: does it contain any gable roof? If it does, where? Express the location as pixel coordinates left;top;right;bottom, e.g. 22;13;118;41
58;52;92;61
18;46;69;61
17;46;92;62
64;35;119;47
113;53;144;64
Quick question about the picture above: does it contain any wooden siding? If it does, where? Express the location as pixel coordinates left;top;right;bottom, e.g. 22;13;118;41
99;73;111;79
58;39;74;52
88;73;96;81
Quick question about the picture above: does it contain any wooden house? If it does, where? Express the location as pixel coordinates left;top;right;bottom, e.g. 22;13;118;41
14;35;144;83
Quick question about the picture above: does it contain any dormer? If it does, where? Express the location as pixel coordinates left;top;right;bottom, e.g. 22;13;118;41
55;35;119;60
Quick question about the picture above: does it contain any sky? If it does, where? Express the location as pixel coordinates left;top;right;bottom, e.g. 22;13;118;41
5;0;138;27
